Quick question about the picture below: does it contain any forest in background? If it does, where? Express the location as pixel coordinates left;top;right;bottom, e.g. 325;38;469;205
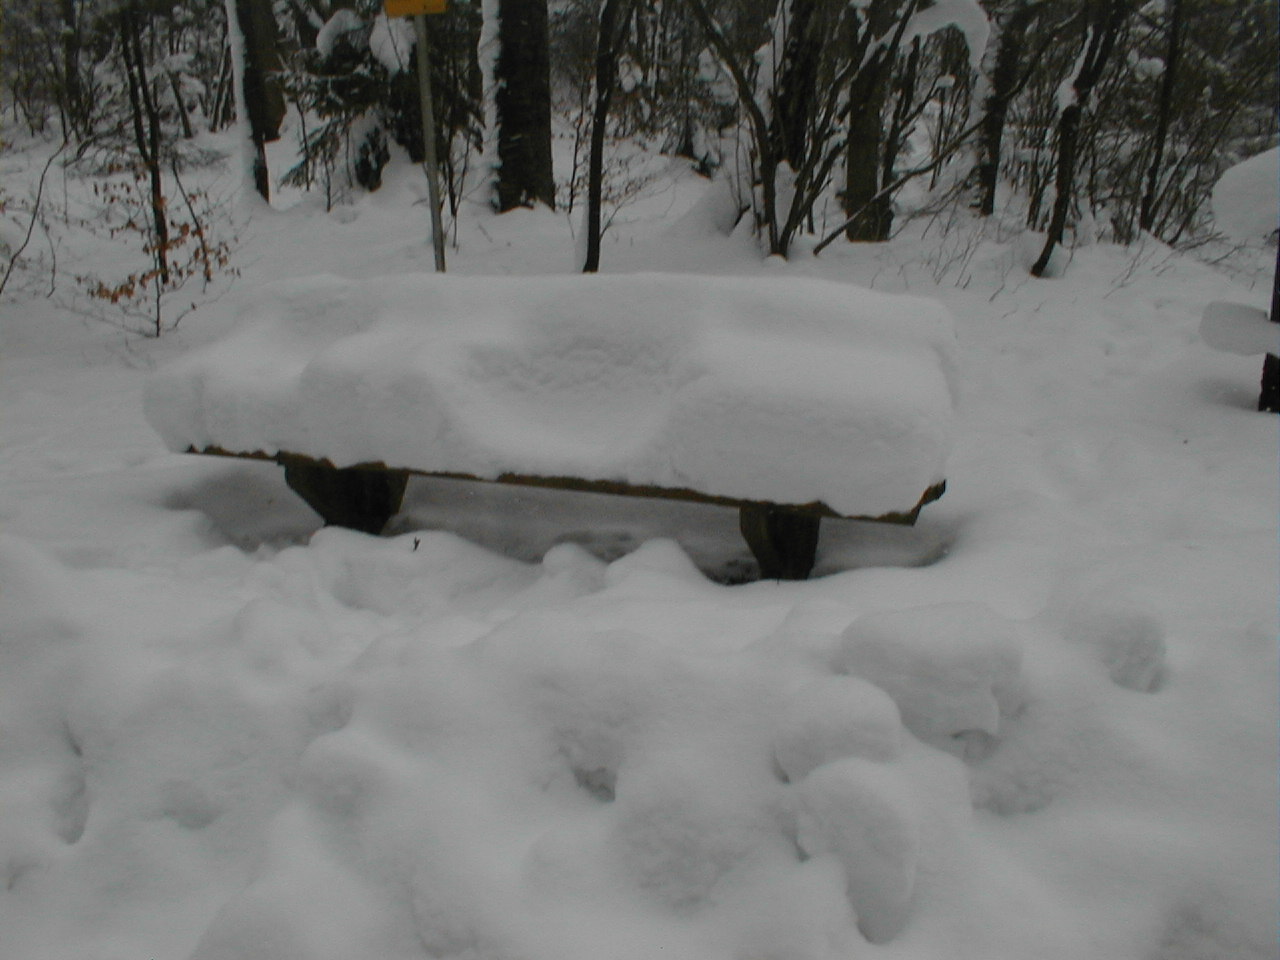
1;0;1276;322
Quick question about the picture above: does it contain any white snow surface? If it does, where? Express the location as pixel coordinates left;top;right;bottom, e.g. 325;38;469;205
144;273;957;518
1200;300;1277;356
1211;146;1279;241
0;135;1276;960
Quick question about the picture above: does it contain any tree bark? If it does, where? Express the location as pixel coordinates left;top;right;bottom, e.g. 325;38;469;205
844;64;890;241
842;1;918;243
976;1;1039;217
1031;0;1130;278
1137;0;1182;234
684;0;781;254
772;0;822;170
583;0;632;271
230;0;286;202
119;6;170;291
59;0;85;138
495;0;556;211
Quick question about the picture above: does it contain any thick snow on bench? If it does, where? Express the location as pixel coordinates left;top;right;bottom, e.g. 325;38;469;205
145;273;957;519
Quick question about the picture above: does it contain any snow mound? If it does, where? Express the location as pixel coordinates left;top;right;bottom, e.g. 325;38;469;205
836;602;1025;750
170;573;1004;958
1200;300;1277;356
1211;147;1279;241
1065;601;1168;693
771;675;904;779
144;273;957;519
794;757;922;944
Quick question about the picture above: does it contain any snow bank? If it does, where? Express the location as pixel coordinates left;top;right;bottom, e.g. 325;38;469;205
837;603;1024;751
1211;147;1279;241
1200;300;1277;356
167;539;994;958
145;273;957;518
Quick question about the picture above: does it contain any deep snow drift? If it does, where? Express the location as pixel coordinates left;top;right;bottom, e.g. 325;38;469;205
0;138;1276;960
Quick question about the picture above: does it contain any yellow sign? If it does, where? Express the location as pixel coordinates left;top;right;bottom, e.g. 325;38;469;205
385;0;446;16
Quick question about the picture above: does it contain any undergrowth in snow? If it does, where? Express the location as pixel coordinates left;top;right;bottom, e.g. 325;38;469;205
0;133;1276;960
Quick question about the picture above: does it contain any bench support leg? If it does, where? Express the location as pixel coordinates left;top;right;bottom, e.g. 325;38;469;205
739;505;821;580
280;458;408;535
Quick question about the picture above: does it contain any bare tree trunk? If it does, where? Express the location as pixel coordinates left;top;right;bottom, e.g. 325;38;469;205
878;38;921;238
1137;0;1182;234
976;0;1040;217
772;0;822;170
495;0;555;211
230;0;285;202
120;6;170;291
168;71;194;139
844;66;889;241
1031;0;1130;278
583;0;632;272
684;0;781;255
842;1;919;243
59;0;85;138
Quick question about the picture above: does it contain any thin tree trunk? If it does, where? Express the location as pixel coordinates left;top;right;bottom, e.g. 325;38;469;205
976;0;1039;217
1031;0;1129;277
844;65;889;241
772;0;821;170
120;7;170;289
880;38;921;238
1030;102;1082;276
1138;0;1182;234
60;0;84;138
684;0;780;254
584;0;632;272
168;71;194;139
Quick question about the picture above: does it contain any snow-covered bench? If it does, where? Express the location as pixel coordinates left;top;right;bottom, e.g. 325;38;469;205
144;273;957;579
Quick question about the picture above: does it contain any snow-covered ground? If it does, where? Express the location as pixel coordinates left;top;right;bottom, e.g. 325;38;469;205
1;136;1276;960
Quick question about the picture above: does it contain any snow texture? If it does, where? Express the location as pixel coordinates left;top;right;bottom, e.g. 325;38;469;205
1211;147;1279;241
143;273;957;518
794;756;923;943
1;128;1276;960
836;603;1024;748
772;675;904;780
1200;300;1277;356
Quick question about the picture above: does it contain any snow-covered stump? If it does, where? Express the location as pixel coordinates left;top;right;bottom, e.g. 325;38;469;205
144;273;957;579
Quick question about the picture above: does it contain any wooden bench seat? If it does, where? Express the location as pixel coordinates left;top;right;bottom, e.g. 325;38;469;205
147;273;956;580
189;445;945;580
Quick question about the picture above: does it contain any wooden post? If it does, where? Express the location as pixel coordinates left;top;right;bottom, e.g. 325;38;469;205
739;504;822;580
1260;242;1280;413
279;457;409;534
